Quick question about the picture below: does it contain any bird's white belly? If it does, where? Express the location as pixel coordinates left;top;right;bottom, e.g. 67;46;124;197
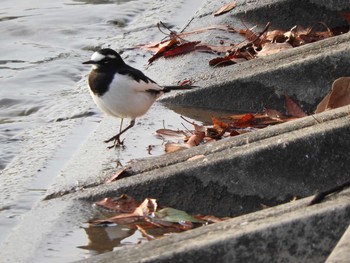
90;74;158;119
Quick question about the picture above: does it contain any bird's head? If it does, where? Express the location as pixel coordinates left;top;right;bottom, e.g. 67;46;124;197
83;48;125;70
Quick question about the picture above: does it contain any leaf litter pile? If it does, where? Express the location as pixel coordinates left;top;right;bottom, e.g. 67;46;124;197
89;194;227;242
139;7;349;66
157;77;350;154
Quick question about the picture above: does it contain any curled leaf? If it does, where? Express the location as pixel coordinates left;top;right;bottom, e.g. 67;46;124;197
315;77;350;113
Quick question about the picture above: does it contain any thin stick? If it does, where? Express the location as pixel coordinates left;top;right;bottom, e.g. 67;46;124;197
308;180;350;206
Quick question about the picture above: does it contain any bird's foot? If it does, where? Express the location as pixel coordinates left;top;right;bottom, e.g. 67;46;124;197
105;135;125;149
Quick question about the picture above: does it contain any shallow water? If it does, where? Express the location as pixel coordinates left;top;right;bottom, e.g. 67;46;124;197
0;0;201;170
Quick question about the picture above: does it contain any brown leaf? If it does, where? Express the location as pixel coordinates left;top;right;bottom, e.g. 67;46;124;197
92;198;158;225
187;155;205;161
213;1;237;16
263;108;285;121
186;131;205;147
231;113;255;128
156;128;186;138
164;142;189;153
212;116;229;129
106;166;132;183
257;42;293;57
265;30;288;43
148;37;179;64
178;79;192;86
163;41;201;58
135;224;155;241
285;95;308;117
209;56;238;67
94;194;140;213
315;77;350;113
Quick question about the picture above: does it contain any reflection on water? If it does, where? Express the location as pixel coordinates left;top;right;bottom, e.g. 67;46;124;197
79;224;137;253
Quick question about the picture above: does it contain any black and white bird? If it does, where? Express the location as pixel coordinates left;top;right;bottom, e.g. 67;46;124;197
83;48;193;148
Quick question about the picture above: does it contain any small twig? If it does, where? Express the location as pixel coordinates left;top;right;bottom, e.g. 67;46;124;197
180;115;195;125
157;22;172;36
311;114;321;124
308;180;350;206
158;21;188;42
253;22;271;43
181;17;194;33
181;122;193;134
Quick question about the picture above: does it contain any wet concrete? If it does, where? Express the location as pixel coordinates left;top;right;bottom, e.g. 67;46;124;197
1;0;350;262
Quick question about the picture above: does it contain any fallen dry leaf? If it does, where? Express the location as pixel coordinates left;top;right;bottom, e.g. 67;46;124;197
163;41;201;58
263;108;285;121
148;37;179;64
315;77;350;113
187;155;206;161
257;42;293;57
135;224;155;241
164;142;190;153
213;1;237;16
156;128;186;138
92;198;158;225
285;95;307;117
94;194;140;213
105;166;131;183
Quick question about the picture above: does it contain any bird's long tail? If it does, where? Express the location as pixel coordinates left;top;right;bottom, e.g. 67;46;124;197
162;85;197;93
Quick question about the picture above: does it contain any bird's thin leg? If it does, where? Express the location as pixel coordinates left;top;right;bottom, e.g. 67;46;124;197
105;119;136;148
105;118;123;144
119;118;124;133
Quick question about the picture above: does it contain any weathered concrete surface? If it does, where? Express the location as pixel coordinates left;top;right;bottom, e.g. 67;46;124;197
78;189;350;263
151;0;350;114
69;106;350;218
1;0;350;262
326;224;350;263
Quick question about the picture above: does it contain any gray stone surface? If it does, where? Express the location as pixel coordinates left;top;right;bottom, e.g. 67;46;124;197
326;224;350;263
78;189;350;263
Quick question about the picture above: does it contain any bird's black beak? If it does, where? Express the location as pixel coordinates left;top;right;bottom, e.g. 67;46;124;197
82;60;96;65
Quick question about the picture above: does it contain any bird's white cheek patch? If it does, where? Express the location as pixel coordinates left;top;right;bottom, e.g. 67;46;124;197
91;52;105;62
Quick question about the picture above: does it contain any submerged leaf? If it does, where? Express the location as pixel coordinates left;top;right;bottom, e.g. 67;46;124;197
94;194;140;213
155;208;204;223
92;198;157;225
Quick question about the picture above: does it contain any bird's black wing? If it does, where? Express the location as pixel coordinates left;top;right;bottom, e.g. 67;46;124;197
118;64;157;84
